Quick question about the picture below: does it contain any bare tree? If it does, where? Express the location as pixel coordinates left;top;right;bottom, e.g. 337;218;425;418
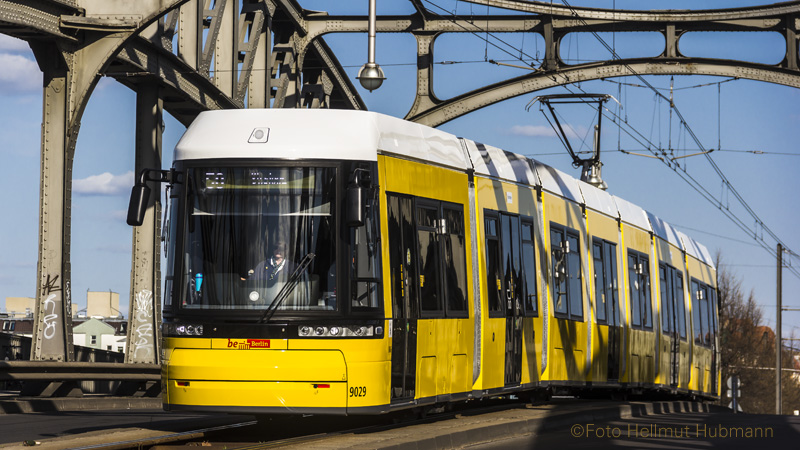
717;252;800;414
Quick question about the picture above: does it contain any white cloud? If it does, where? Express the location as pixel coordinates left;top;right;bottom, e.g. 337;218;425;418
73;171;134;196
508;124;589;140
509;125;558;137
0;35;30;52
0;53;41;94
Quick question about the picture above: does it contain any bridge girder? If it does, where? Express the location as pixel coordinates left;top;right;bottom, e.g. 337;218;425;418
10;0;190;362
304;0;800;124
405;58;800;127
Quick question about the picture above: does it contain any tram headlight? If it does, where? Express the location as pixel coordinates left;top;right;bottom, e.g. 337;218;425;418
165;323;204;336
294;324;378;338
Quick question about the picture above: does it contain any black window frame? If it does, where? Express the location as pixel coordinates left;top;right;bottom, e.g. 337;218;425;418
550;223;583;322
627;249;653;331
414;197;470;319
675;272;687;341
592;238;619;326
485;211;504;319
690;278;717;348
442;203;470;318
659;263;674;335
520;217;539;318
658;263;689;340
415;199;444;318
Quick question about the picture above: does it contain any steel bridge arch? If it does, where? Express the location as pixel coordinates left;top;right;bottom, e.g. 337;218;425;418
405;57;800;127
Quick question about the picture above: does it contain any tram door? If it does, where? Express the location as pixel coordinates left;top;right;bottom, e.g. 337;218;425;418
500;214;523;386
387;195;417;401
660;265;680;387
594;240;621;381
669;272;681;387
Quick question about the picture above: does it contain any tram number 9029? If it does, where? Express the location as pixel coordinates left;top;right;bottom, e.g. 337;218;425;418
349;386;367;397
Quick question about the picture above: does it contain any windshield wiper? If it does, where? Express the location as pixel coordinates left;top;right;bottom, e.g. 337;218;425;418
258;252;316;324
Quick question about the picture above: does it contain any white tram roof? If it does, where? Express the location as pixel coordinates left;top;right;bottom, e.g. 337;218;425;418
532;161;584;204
176;109;712;266
578;179;618;218
175;109;468;170
462;140;539;187
646;212;683;249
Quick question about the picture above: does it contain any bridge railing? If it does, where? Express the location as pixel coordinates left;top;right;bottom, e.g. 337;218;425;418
0;361;161;397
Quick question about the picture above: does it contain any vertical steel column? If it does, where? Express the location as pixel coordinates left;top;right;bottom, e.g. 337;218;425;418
30;44;75;362
406;33;439;119
126;83;163;365
236;0;267;105
665;24;678;58
786;16;798;71
542;19;558;71
271;32;299;108
776;243;783;414
215;0;238;98
178;0;202;69
249;4;272;108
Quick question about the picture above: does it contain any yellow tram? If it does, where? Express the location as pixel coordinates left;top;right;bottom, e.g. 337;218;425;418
130;109;719;415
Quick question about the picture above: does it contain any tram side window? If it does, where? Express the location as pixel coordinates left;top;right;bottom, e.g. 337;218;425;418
700;285;710;346
485;215;503;318
676;273;687;340
417;205;442;316
551;227;568;316
628;251;651;329
444;206;468;317
387;194;419;320
659;265;674;334
628;254;641;327
567;233;583;319
551;224;583;321
593;242;607;323
351;182;382;311
593;239;619;325
691;280;703;345
163;182;182;310
521;219;538;316
604;241;619;326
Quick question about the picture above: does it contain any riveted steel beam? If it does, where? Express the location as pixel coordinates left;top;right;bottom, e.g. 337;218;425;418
235;0;267;104
112;38;239;125
127;82;163;365
406;32;440;121
29;42;75;362
0;0;79;42
462;0;800;22
406;58;800;127
307;37;366;110
26;0;189;362
305;5;800;126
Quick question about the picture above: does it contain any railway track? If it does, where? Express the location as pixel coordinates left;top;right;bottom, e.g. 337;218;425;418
70;397;537;450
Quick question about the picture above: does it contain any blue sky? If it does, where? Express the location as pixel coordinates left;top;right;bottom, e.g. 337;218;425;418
0;0;798;337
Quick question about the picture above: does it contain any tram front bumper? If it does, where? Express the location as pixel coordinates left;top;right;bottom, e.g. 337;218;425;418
164;348;348;412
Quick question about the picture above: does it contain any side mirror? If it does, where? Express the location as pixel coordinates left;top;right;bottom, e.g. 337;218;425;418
346;184;364;227
127;183;151;226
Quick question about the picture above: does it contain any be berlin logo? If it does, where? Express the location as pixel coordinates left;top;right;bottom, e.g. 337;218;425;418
570;423;774;439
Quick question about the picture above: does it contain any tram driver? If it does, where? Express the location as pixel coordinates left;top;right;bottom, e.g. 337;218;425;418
243;241;294;283
241;241;310;308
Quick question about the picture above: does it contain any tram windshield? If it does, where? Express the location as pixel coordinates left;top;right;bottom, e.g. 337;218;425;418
175;166;337;312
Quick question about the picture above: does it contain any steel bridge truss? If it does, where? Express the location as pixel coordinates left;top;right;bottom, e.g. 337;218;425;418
0;0;797;367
